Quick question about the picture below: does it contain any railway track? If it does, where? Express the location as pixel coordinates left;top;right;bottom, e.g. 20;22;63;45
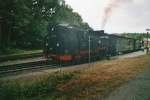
0;56;74;76
0;58;89;76
0;59;62;76
0;63;59;75
0;52;42;62
0;51;146;76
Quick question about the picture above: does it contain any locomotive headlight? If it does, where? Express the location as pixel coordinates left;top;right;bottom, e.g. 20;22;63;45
56;43;60;47
51;27;54;31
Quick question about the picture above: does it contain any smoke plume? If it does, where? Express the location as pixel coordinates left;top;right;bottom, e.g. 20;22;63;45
101;0;132;29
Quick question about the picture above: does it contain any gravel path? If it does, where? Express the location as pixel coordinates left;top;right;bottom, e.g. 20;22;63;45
117;51;146;59
0;57;46;66
104;69;150;100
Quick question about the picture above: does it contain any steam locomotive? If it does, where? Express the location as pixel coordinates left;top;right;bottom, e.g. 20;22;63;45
43;24;142;62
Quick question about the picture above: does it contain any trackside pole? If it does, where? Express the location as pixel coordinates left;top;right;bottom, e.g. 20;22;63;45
88;35;91;67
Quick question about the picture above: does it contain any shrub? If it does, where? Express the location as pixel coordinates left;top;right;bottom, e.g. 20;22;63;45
0;72;79;100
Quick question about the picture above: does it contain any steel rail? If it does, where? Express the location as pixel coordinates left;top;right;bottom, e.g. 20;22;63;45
0;64;59;75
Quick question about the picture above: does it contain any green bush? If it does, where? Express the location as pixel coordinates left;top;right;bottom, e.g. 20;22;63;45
0;72;79;100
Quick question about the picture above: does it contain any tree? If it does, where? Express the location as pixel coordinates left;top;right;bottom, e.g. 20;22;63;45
0;0;92;51
0;0;61;49
53;4;91;30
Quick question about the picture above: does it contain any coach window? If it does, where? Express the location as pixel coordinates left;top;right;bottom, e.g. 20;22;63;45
128;40;131;45
84;32;87;39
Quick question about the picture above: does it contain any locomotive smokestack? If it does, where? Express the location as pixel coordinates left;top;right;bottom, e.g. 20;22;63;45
100;30;104;33
95;30;105;34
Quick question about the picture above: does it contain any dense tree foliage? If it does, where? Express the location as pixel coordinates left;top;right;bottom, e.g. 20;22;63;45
0;0;91;51
120;33;149;40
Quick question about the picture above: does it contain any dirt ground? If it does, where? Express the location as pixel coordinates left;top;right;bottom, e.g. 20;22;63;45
55;54;150;99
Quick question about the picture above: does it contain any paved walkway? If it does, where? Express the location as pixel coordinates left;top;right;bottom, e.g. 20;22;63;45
104;69;150;100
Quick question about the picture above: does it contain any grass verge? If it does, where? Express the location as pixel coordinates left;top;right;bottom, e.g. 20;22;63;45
0;55;150;100
0;72;79;100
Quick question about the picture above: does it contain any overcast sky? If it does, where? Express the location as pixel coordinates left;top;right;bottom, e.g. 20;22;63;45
65;0;150;33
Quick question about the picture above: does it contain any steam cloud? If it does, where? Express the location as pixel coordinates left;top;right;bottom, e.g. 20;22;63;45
101;0;133;29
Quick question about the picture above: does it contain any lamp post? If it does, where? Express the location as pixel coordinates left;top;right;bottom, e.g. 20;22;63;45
146;29;150;54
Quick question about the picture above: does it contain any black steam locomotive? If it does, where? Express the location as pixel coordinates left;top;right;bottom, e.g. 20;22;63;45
43;24;142;62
